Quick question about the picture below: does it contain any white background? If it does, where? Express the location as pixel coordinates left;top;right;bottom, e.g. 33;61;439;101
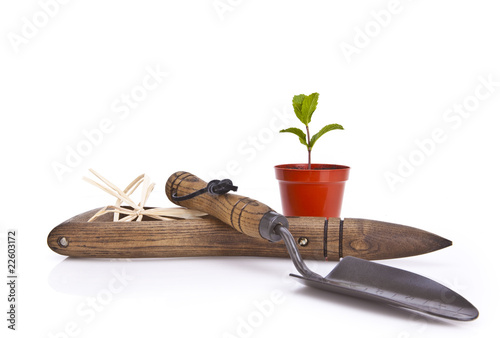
1;0;499;337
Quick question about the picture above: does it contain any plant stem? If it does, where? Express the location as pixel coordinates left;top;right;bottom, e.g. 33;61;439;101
306;125;311;169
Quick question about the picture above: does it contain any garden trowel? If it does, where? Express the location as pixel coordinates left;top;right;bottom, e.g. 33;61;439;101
165;171;479;321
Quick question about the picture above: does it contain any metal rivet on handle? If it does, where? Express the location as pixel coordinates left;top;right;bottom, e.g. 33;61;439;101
58;237;69;248
298;237;309;246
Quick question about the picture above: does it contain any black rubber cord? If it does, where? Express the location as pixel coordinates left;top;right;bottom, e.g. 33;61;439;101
171;179;238;202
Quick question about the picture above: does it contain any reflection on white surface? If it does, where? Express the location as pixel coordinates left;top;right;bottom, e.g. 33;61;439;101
48;256;297;298
47;253;468;326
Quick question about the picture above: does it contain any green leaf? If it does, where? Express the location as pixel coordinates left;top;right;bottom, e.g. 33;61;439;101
279;127;308;147
292;94;306;124
301;92;319;125
309;123;344;149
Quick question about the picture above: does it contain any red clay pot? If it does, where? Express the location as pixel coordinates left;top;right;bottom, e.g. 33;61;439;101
274;163;350;218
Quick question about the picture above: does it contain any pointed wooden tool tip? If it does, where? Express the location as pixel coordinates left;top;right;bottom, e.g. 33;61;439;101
420;231;453;254
340;219;454;260
439;237;453;249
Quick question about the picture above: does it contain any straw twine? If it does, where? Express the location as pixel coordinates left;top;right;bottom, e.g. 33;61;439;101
83;169;207;222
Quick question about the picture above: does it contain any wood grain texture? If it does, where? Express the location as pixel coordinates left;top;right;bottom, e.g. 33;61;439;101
166;171;273;239
342;218;452;260
47;209;451;260
47;209;329;260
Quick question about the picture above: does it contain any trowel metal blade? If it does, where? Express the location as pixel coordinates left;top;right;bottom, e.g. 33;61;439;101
290;256;478;321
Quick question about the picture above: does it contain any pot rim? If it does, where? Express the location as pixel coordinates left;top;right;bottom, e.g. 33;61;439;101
274;163;350;182
275;163;350;170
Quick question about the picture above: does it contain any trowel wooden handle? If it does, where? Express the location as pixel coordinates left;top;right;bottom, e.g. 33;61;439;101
166;171;285;241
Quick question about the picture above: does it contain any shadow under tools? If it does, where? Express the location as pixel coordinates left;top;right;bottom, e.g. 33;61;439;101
293;284;461;327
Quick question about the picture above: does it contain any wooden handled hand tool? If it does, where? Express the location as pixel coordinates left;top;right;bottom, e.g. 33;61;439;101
164;171;451;260
48;208;451;260
164;171;478;321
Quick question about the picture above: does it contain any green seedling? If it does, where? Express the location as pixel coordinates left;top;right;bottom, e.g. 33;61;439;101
280;92;344;169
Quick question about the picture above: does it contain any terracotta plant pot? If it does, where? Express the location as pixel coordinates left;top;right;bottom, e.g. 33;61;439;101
274;163;350;217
